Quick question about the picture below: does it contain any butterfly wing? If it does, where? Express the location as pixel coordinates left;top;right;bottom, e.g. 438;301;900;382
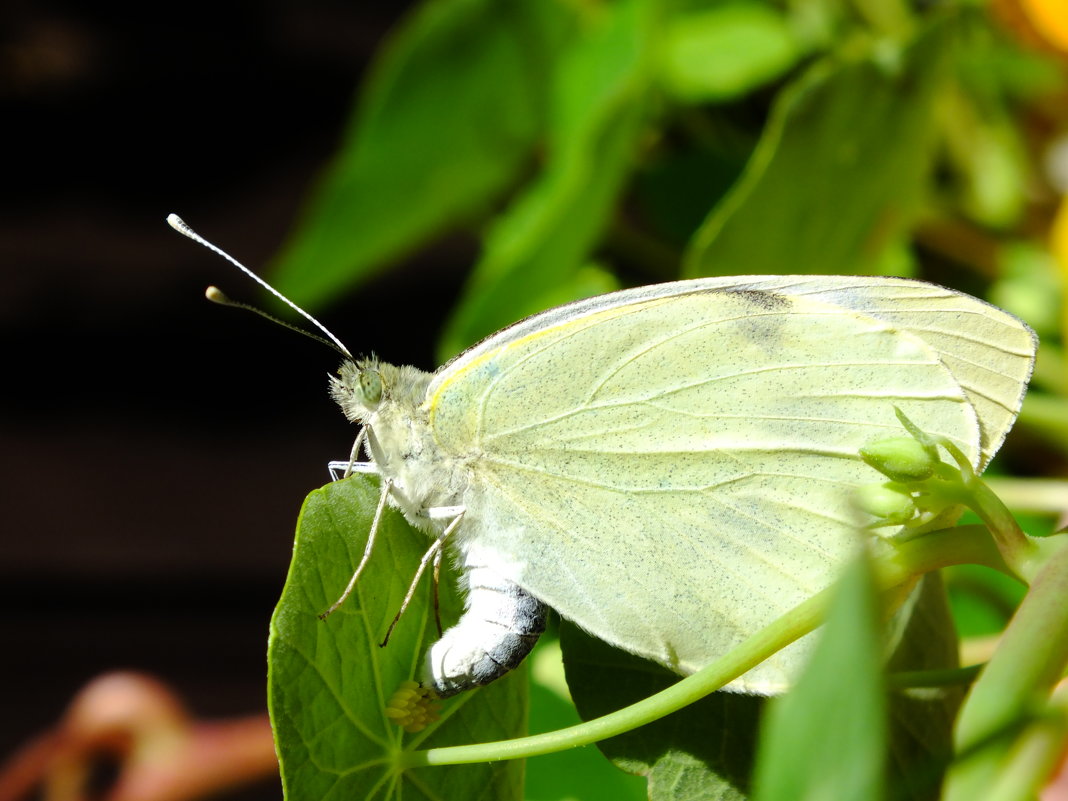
717;276;1036;468
437;275;1036;470
427;279;1034;691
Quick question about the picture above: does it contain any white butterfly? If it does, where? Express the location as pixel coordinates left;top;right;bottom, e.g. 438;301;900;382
170;217;1036;697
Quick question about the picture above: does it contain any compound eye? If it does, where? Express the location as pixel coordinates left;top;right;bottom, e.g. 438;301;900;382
359;369;383;407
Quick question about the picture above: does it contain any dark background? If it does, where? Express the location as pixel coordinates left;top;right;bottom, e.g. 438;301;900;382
1;3;475;793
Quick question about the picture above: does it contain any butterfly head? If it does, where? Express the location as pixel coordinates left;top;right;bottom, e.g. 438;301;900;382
331;358;434;425
331;359;384;422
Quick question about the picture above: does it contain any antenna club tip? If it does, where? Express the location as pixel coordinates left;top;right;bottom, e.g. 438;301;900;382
169;215;353;358
168;214;197;240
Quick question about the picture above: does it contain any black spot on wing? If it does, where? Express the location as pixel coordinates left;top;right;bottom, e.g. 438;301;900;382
709;288;794;353
718;288;791;311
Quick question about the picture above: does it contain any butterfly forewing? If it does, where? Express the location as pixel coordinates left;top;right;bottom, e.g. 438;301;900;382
428;285;989;691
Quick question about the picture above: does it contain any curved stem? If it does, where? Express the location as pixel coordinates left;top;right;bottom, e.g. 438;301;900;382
983;478;1068;515
400;524;1009;768
403;587;827;768
887;664;983;689
962;473;1062;584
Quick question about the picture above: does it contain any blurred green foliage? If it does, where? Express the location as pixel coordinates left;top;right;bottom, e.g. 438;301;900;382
264;0;1068;798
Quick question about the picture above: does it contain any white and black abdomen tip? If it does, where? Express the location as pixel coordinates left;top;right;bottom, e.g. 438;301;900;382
423;563;548;698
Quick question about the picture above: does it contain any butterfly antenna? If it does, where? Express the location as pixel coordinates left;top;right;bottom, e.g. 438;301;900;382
204;286;350;356
168;214;354;360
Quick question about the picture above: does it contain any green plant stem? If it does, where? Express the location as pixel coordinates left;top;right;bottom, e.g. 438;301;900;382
965;474;1062;584
929;437;1061;583
402;587;827;768
879;524;1009;584
399;524;1008;768
887;664;983;690
1019;393;1068;457
1031;342;1067;395
983;478;1068;516
943;536;1068;801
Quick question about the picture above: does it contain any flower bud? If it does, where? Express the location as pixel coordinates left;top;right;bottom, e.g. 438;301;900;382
860;436;936;482
854;482;917;526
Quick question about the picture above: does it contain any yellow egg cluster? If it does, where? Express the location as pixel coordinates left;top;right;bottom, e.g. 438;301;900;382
384;681;442;733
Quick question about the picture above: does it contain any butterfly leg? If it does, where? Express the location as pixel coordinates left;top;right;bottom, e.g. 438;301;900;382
327;428;368;480
327;460;378;480
423;554;548;698
318;478;394;620
431;548;444;638
379;511;465;647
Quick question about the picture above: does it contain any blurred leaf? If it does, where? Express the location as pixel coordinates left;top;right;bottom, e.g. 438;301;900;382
751;552;886;801
989;241;1062;338
884;574;964;801
1052;197;1068;347
437;0;662;360
954;14;1065;106
945;563;1028;638
635;142;754;250
659;3;800;104
684;17;952;278
522;263;621;319
937;84;1029;230
268;476;526;801
943;539;1068;801
270;0;562;308
940;12;1068;230
560;621;763;801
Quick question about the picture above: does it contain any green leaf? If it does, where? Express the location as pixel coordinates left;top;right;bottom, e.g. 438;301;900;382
268;476;526;800
270;0;558;308
884;574;964;801
751;552;886;801
942;15;1061;230
683;18;952;278
658;3;800;104
560;621;763;801
437;0;661;360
